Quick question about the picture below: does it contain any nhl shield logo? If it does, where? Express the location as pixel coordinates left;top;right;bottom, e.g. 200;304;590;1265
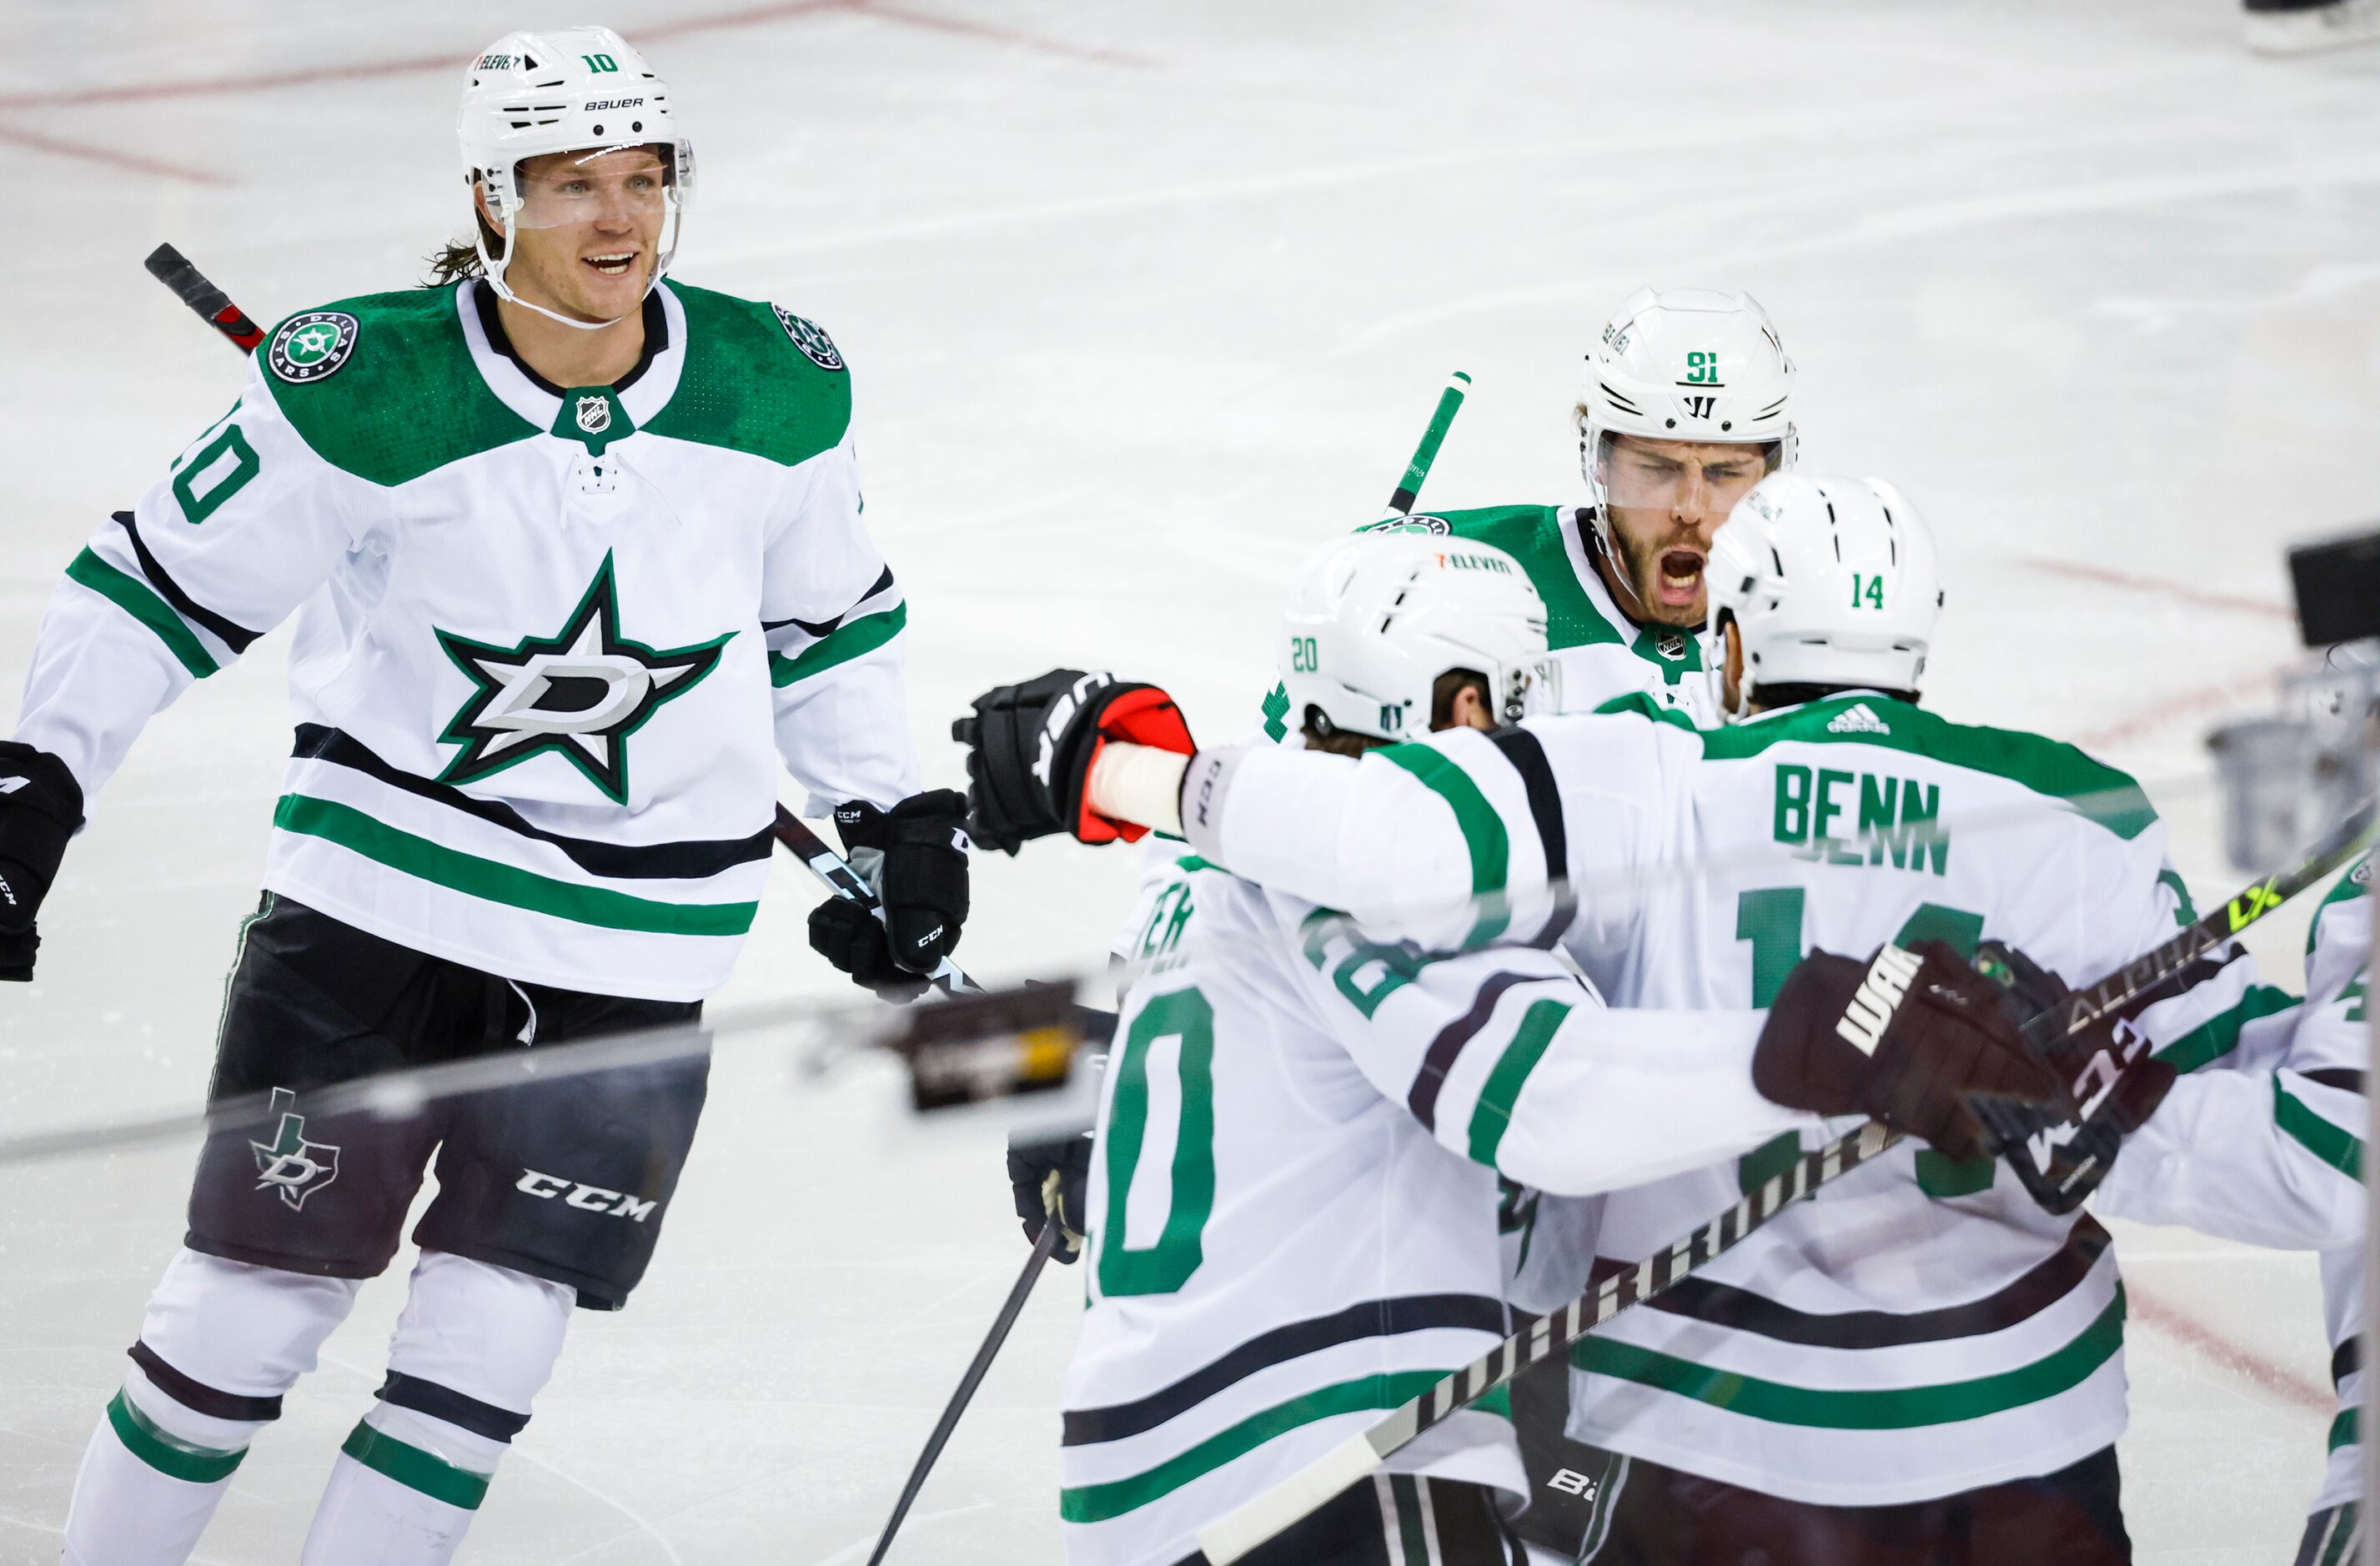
575;394;612;436
1654;630;1690;661
249;1087;340;1211
266;311;359;384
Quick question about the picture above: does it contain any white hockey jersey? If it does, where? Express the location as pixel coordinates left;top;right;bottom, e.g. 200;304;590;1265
1062;853;1814;1566
1176;692;2271;1505
2099;855;2370;1513
13;279;917;1001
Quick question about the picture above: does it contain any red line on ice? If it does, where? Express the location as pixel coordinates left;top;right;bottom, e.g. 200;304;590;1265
0;121;229;184
2071;660;2292;750
2126;1282;2334;1413
2025;558;2293;622
0;1;1146;113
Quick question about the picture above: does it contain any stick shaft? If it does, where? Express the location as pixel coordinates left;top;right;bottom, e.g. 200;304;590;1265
866;1221;1061;1565
1193;803;2375;1564
1384;371;1470;516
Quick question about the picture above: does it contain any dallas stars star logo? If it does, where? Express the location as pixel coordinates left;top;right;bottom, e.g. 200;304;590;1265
434;554;731;804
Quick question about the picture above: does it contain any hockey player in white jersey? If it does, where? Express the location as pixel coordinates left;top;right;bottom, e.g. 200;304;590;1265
2088;852;2371;1563
1257;288;1795;740
960;532;2065;1566
7;28;967;1564
964;474;2280;1563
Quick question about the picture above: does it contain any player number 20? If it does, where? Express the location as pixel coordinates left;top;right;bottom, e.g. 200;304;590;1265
1097;986;1218;1297
1289;636;1318;673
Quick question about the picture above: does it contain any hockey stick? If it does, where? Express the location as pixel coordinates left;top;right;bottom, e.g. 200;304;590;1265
143;244;264;352
1187;801;2377;1565
1384;370;1470;517
143;245;985;1002
862;1218;1064;1565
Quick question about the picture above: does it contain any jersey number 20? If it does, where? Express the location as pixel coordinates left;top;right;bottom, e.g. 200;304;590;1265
1097;986;1218;1296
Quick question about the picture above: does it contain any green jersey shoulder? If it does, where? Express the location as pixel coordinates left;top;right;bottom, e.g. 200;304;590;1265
1366;505;1624;650
250;279;852;488
254;286;534;488
1592;690;2160;842
642;280;852;469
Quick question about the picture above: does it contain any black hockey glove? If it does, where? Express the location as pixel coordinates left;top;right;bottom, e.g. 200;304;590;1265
807;897;930;1002
1007;1130;1092;1263
1966;940;2178;1215
0;743;83;981
833;790;971;976
951;670;1195;855
1752;940;2069;1164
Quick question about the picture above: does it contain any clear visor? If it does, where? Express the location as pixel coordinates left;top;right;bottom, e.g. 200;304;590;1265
511;146;676;230
1595;431;1781;513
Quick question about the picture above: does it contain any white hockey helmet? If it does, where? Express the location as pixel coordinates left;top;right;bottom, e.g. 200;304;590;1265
457;28;694;328
1705;474;1942;720
1280;530;1556;744
1579;287;1798;519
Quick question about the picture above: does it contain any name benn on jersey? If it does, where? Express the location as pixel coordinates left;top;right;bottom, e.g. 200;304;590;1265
1772;763;1949;875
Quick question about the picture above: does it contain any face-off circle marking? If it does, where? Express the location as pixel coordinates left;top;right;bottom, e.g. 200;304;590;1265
266;311;360;384
771;305;845;372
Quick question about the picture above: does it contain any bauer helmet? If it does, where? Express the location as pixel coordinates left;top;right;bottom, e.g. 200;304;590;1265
456;28;694;328
1579;288;1798;526
1704;474;1942;721
1280;530;1557;744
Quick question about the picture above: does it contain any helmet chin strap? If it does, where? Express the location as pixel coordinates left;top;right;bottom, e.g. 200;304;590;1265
481;270;636;331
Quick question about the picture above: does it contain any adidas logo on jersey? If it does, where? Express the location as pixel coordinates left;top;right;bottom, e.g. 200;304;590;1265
1827;703;1890;735
0;775;27;794
1835;943;1923;1056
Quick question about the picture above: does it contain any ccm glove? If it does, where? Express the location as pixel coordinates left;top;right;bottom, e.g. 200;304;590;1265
1966;939;2177;1215
951;670;1194;855
1007;1130;1092;1262
807;897;930;1002
1752;939;2068;1163
0;743;83;981
832;789;971;976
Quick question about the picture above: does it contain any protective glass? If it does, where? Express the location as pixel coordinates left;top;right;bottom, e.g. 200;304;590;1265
512;146;677;230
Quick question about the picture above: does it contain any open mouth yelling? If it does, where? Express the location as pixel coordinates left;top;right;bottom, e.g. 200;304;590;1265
584;252;637;279
1654;548;1705;610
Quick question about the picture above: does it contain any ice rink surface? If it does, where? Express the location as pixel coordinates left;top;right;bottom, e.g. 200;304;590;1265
0;0;2376;1559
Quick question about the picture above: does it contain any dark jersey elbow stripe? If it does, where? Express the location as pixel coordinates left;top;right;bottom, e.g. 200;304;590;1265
1409;970;1547;1131
761;565;896;637
112;511;264;654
